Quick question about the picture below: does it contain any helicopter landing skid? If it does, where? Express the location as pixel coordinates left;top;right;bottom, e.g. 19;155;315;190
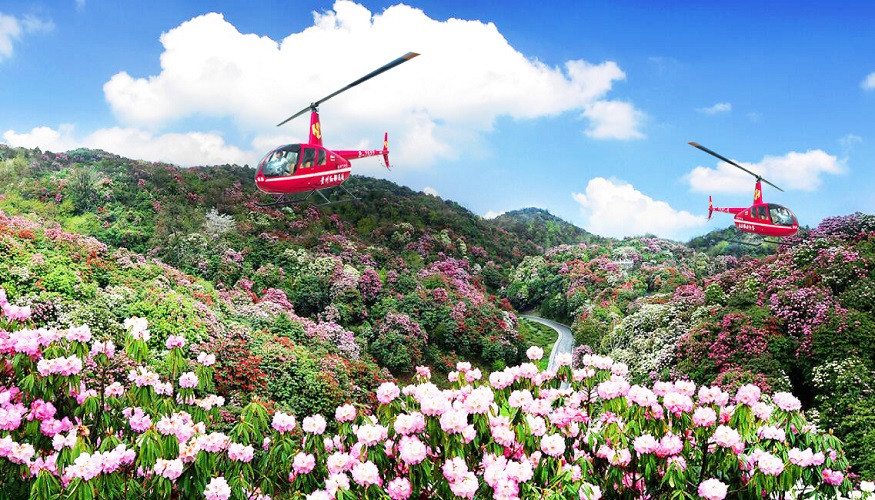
256;184;359;208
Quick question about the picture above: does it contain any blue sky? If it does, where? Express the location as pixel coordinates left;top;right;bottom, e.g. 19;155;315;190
1;1;874;240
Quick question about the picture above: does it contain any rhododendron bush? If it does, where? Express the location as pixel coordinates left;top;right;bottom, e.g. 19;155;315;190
1;293;855;499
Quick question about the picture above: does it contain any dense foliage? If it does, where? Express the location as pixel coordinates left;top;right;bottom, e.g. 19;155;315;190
0;145;529;376
506;214;875;479
2;143;874;487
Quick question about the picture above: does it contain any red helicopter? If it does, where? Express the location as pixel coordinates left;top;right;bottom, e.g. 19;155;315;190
689;142;799;240
255;52;420;207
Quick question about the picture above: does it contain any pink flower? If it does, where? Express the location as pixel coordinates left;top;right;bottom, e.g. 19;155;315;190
204;477;231;500
302;415;327;435
442;457;469;483
127;407;152;433
197;351;216;366
356;423;388;447
633;434;658;455
271;412;296;433
698;478;728;500
376;382;400;404
398;436;427;465
772;392;802;412
734;384;761;406
526;346;544;361
440;409;468;434
178;372;198;389
540;433;566;457
153;458;184;481
449;472;478;499
387;477;412;500
394;412;425;436
597;376;630;400
757;452;784;476
822;468;844;486
293;452;316;475
326;452;352;474
692;407;717;427
663;392;693;416
90;340;115;358
335;404;356;423
165;335;185;349
351;461;382;487
712;425;742;451
656;433;683;457
104;382;125;397
228;443;254;462
415;366;431;379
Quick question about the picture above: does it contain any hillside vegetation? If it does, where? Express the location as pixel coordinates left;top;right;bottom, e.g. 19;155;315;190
1;143;872;489
504;213;875;475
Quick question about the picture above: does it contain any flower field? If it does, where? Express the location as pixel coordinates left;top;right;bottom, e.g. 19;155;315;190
1;302;863;498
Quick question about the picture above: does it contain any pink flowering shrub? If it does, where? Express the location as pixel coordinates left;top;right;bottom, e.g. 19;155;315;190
0;297;856;498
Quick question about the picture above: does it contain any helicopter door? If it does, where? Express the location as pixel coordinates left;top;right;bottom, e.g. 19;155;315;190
756;205;769;221
301;147;316;168
317;149;327;166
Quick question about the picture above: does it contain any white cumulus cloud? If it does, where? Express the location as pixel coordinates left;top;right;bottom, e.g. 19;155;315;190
862;72;875;90
0;12;53;61
97;1;643;167
697;102;731;115
572;177;706;239
422;186;439;197
685;149;844;193
483;210;505;219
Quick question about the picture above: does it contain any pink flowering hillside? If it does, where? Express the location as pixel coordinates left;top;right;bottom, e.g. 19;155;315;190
506;213;875;478
0;299;855;498
0;146;531;376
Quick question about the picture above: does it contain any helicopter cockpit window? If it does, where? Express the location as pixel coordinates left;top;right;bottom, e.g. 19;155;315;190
261;146;300;177
757;205;769;220
768;204;796;226
301;148;316;168
317;149;326;166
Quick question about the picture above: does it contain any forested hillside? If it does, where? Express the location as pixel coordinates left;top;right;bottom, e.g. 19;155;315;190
504;213;875;475
0;144;871;495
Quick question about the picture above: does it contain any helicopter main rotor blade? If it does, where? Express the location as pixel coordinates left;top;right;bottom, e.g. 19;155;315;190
688;142;784;192
277;52;420;127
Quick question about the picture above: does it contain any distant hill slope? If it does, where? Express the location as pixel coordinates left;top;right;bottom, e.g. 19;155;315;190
0;145;528;377
491;208;602;249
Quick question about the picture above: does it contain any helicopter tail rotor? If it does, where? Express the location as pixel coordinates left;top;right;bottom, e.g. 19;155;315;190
708;196;713;220
382;132;391;170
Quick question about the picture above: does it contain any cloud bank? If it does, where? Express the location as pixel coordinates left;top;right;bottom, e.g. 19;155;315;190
685;149;844;193
572;178;706;239
4;1;647;167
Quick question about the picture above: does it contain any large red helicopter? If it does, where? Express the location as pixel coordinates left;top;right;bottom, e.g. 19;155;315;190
255;52;419;207
689;142;799;239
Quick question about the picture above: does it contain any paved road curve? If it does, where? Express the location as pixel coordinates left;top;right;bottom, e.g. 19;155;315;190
520;315;574;372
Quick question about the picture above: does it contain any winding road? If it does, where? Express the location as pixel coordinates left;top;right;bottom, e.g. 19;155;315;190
520;315;574;372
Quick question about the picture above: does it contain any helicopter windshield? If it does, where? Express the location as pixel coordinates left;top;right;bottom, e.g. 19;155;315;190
261;145;300;177
768;204;796;226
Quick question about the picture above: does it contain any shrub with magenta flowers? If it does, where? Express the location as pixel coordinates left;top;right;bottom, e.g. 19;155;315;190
0;292;859;499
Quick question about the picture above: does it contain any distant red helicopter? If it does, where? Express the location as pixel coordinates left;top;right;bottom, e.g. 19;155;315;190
255;52;419;207
689;142;799;239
